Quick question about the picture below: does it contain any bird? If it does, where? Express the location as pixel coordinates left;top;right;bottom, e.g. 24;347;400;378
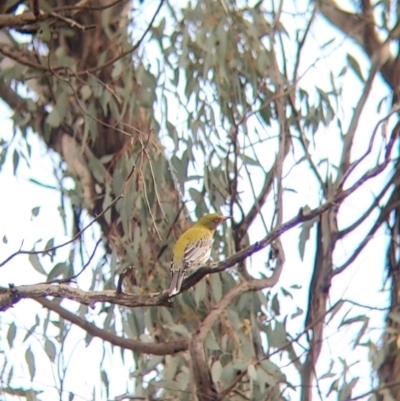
168;213;231;297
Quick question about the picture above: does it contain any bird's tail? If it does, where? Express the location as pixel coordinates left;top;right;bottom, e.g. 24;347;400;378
168;269;186;297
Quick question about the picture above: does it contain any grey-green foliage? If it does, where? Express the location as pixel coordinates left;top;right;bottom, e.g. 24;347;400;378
0;0;391;400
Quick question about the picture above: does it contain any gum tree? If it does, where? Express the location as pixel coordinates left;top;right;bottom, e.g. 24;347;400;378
0;0;397;400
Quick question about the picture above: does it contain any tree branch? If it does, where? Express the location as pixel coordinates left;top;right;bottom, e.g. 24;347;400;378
0;195;122;267
316;0;396;89
1;127;396;313
36;298;187;356
190;240;285;401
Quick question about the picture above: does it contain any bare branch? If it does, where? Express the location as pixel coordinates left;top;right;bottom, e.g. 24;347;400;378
1;131;151;268
36;298;187;356
80;0;165;76
337;176;394;239
338;51;394;184
0;11;50;28
48;238;103;284
350;380;400;400
0;283;170;311
338;107;400;190
1;129;396;312
334;182;400;276
190;240;285;401
0;0;163;77
0;195;122;267
31;0;39;17
316;0;396;89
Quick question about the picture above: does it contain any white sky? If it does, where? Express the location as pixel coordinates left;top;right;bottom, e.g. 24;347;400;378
0;0;395;400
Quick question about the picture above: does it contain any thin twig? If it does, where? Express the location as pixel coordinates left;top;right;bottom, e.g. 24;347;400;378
46;238;103;284
0;195;122;268
83;0;165;76
350;380;400;400
1;126;153;268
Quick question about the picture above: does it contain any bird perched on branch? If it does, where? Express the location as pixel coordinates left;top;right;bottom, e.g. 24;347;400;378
168;213;231;297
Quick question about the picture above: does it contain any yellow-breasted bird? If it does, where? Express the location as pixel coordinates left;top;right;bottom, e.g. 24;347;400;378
168;213;231;297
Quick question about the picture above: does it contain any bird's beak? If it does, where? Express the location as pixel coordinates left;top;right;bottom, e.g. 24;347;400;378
222;216;232;221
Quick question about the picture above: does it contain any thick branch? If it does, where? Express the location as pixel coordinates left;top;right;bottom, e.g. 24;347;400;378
0;283;171;311
1;145;394;313
316;0;396;88
0;11;50;28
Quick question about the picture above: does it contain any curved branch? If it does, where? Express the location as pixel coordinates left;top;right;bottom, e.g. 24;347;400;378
196;240;284;345
316;0;377;50
190;240;285;401
36;298;187;356
1;141;394;312
337;177;393;239
2;123;397;313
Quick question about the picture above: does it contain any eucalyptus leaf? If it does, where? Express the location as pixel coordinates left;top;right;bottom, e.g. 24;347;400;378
25;348;36;380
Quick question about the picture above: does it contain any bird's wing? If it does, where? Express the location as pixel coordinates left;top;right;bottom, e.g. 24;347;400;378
169;236;212;296
182;236;212;266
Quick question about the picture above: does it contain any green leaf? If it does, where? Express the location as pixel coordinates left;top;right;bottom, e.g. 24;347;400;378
12;149;19;175
340;315;369;348
88;154;105;184
101;370;109;398
205;330;220;351
169;324;190;336
241;153;259;166
221;362;234;383
258;361;280;387
154;379;181;392
291;307;303;319
38;23;52;42
25;348;35;380
210;272;222;302
47;262;69;281
31;207;40;217
44;339;56;363
0;147;7;172
100;154;114;164
102;184;112;224
347;53;364;82
298;217;317;261
281;287;293;299
259;104;272;125
271;293;280;316
290;284;302;289
112;60;124;79
46;108;61;128
23;319;40;343
267;321;286;348
339;377;358;401
80;85;92;101
211;360;222;383
247;364;258;381
340;315;368;327
29;253;46;275
44;238;55;260
194;277;206;307
7;322;16;347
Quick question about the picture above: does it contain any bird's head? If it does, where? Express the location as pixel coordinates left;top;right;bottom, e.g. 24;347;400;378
196;213;232;230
